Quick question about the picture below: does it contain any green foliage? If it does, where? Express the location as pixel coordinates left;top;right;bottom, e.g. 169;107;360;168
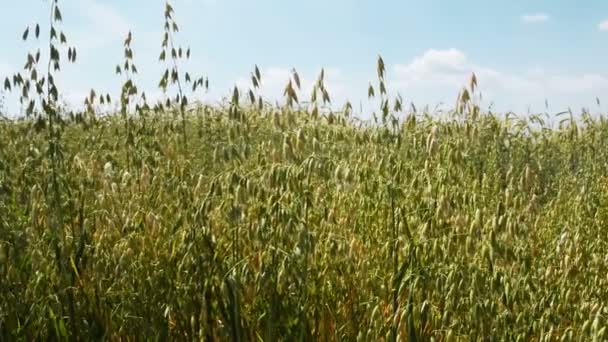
1;1;608;341
156;1;207;149
2;97;608;341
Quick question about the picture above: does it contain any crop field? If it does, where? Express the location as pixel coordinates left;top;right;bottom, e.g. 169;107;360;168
2;1;608;341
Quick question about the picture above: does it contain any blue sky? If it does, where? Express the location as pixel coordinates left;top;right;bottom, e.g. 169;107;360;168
2;0;608;116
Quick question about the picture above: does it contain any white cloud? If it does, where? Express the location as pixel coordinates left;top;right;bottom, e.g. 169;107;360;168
393;49;469;87
395;49;467;81
598;20;608;31
391;48;608;113
521;13;550;23
82;0;130;37
227;51;608;116
69;0;132;53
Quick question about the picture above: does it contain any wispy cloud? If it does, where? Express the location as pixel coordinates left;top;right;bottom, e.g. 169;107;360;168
521;13;550;24
598;20;608;31
69;0;131;53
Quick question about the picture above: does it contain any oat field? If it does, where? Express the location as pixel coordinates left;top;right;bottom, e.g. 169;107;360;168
1;1;608;341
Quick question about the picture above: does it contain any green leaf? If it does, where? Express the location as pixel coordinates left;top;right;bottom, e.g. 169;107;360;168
322;89;330;104
50;84;58;100
54;7;62;22
470;72;477;93
232;86;239;104
394;97;402;112
345;101;352;114
460;88;470;103
292;69;301;89
57;318;67;338
377;55;385;79
125;31;132;46
22;27;29;41
26;100;34;115
255;65;261;81
368;84;375;98
283;80;292;97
